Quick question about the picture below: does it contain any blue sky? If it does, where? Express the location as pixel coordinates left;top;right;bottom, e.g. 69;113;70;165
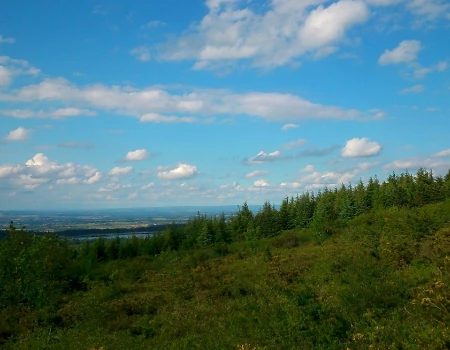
0;0;449;210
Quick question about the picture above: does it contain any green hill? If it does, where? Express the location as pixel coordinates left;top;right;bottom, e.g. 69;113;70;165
1;168;450;349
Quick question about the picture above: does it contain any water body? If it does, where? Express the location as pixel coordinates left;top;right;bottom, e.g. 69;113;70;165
69;232;154;241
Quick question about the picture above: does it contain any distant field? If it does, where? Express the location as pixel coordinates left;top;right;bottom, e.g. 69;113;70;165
0;205;255;232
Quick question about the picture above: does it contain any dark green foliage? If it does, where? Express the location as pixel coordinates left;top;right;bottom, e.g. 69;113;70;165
3;168;450;348
0;225;82;310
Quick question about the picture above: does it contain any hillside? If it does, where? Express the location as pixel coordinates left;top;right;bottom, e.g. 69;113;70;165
1;169;450;349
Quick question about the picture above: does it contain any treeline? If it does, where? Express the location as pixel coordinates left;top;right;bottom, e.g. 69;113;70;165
71;168;450;264
58;224;168;237
2;168;450;347
157;168;450;250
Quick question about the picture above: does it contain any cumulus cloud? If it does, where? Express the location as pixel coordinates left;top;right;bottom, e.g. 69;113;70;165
109;166;133;176
5;127;31;141
301;164;315;173
246;150;284;165
0;66;13;86
140;113;198;123
156;0;369;70
245;170;269;178
378;40;422;65
84;171;102;184
0;153;99;190
0;108;96;119
281;123;299;131
433;149;450;158
342;137;382;157
254;179;269;187
0;56;40;87
281;162;374;191
0;74;382;123
400;84;424;94
158;164;199;180
377;40;445;79
123;149;151;162
55;177;79;185
0;165;23;179
99;183;132;193
140;182;154;190
130;46;151;62
406;0;450;21
384;157;450;172
365;0;403;6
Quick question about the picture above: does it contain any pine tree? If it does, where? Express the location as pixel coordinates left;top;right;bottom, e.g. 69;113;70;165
197;221;213;247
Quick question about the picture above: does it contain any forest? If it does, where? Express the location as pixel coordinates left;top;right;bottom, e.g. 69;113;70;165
1;168;450;349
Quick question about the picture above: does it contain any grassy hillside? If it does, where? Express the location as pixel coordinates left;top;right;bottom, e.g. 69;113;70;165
2;169;450;349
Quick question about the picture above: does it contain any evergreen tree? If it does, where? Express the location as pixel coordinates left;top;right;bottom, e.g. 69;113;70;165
197;221;213;247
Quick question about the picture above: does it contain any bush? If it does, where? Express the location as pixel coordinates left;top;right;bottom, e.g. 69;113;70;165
271;230;305;249
0;230;80;309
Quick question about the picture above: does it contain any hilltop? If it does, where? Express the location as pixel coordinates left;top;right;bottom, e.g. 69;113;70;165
1;168;450;349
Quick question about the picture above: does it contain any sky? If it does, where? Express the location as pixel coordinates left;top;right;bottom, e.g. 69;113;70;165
0;0;449;210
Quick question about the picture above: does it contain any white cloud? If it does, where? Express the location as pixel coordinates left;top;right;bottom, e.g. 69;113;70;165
246;150;284;165
0;153;99;190
127;192;138;200
406;0;450;21
0;35;15;44
400;84;424;94
141;20;166;29
55;177;79;185
282;171;353;190
299;1;369;50
437;61;448;71
378;40;421;65
412;65;433;78
0;165;23;178
245;170;269;178
141;182;154;190
0;108;97;119
254;179;269;187
84;171;102;184
282;138;307;150
365;0;403;6
158;163;198;180
14;174;48;190
124;149;150;162
281;162;375;191
0;56;40;87
130;46;151;62
5;127;31;141
140;113;198;123
433;149;450;158
156;0;369;70
281;123;299;131
342;137;382;157
109;166;133;176
0;74;382;123
99;183;132;192
0;66;13;86
301;164;315;173
384;157;450;172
